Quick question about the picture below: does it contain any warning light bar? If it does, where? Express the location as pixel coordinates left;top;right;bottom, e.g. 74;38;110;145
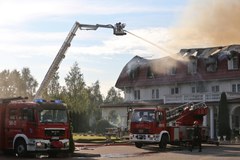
34;99;46;103
34;99;63;104
51;100;63;104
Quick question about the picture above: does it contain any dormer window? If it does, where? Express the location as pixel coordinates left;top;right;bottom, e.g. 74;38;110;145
168;67;176;75
187;57;197;74
129;66;140;79
205;56;217;72
228;55;239;70
147;67;155;79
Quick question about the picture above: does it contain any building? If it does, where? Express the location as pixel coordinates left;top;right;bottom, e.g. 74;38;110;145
101;44;240;139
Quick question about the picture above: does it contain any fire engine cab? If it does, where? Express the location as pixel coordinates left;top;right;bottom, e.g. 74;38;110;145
0;97;70;157
129;102;209;149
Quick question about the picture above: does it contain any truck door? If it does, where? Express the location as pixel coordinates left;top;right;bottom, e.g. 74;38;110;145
156;111;165;128
19;108;37;137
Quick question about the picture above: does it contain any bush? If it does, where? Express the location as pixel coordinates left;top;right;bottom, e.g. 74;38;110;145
95;119;114;134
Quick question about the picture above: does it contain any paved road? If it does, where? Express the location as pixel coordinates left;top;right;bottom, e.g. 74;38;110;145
0;144;240;159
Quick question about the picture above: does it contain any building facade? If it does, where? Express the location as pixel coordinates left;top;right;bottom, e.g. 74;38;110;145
101;44;240;140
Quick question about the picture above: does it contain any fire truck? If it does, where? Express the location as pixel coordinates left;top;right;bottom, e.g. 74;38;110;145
0;96;70;157
129;102;209;149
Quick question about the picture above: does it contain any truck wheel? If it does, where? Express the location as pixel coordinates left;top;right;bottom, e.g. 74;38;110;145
14;139;27;157
135;142;143;148
159;135;168;150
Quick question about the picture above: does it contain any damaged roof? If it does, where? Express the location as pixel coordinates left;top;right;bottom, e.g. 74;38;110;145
115;44;240;89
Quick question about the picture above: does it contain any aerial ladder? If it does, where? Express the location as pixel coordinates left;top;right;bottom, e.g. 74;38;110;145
34;22;126;99
166;102;208;126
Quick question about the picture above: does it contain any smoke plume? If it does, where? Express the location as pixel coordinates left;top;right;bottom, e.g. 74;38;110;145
167;0;240;50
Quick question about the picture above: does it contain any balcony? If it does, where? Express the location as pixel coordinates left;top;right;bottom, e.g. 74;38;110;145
163;92;240;104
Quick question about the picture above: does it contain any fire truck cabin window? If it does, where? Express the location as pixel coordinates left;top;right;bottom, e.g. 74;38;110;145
19;108;35;121
9;109;17;120
157;112;163;121
40;109;67;123
131;110;155;122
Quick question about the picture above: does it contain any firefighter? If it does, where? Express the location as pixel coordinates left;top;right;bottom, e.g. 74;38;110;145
190;120;202;152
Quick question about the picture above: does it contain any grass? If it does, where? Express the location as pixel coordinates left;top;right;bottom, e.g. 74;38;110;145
73;133;120;143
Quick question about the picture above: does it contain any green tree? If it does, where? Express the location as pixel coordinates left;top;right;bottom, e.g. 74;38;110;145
46;72;61;99
88;81;103;131
0;70;11;97
104;87;123;104
64;62;89;112
9;69;22;96
64;62;90;132
21;68;38;99
218;92;231;140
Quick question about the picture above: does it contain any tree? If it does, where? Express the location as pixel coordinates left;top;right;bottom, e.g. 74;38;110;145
64;62;90;132
104;87;123;104
0;70;12;97
218;92;231;140
0;69;37;98
46;72;61;99
88;81;103;118
9;69;22;96
21;68;38;99
64;62;89;112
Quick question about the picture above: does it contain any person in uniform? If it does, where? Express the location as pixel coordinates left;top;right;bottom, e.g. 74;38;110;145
190;120;202;152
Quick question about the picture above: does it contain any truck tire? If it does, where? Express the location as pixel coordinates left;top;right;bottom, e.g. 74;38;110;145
135;142;143;148
14;139;27;157
159;135;168;150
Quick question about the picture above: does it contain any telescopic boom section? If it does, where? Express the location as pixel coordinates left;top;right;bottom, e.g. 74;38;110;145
34;22;126;99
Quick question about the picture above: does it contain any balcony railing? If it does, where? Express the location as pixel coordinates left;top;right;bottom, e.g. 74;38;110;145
163;92;240;104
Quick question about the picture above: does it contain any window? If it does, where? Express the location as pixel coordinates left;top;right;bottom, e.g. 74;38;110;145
9;109;17;120
192;87;196;93
129;67;140;79
40;109;68;123
212;85;219;92
206;57;218;72
232;84;240;93
194;82;206;93
147;67;155;79
19;109;28;120
131;110;155;122
134;90;140;100
235;116;239;128
188;59;197;74
156;89;159;99
152;89;159;99
171;87;179;95
19;108;35;121
228;56;239;70
27;109;35;122
168;67;176;75
152;89;155;99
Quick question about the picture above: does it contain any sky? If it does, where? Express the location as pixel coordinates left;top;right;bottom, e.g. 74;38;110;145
0;0;239;97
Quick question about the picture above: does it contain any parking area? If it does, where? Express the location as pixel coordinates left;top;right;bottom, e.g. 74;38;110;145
0;143;240;159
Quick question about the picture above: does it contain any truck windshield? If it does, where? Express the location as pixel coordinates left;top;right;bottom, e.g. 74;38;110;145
131;110;155;122
39;109;68;123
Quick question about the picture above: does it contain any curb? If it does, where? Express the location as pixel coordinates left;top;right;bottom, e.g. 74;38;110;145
75;142;133;147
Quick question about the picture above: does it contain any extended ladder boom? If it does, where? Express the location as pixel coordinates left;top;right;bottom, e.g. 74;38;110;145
166;102;207;122
34;22;126;99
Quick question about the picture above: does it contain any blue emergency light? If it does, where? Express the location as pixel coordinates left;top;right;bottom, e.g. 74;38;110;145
34;99;63;104
54;100;63;104
34;99;46;103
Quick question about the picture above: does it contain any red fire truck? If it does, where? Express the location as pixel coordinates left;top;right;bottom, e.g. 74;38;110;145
129;102;209;149
0;97;70;157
